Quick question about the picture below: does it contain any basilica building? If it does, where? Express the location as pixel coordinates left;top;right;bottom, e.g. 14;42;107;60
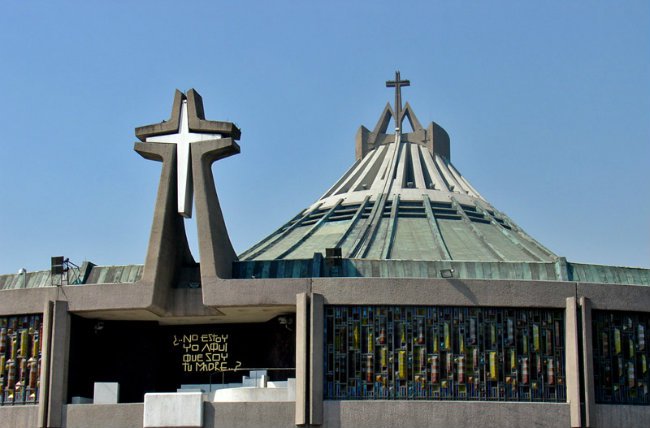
0;75;648;427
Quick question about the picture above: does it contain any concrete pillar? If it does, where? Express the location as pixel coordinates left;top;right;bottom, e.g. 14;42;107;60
309;293;324;426
38;301;53;428
355;126;370;161
191;137;240;281
47;300;70;428
134;142;194;313
580;297;595;427
295;293;308;426
565;297;582;428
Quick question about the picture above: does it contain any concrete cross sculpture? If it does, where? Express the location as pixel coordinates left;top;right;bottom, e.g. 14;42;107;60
136;90;241;218
145;99;217;218
133;89;241;297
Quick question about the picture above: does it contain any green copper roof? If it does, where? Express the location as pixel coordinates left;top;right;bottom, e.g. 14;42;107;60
2;261;648;286
232;258;650;285
240;95;555;265
0;264;143;290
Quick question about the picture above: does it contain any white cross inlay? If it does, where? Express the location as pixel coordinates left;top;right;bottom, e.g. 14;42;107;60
146;100;222;218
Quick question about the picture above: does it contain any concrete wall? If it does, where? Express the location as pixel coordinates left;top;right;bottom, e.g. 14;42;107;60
18;400;650;428
202;277;577;310
52;401;650;428
312;278;575;308
0;288;58;315
593;404;650;428
204;402;294;428
63;404;144;428
31;398;563;428
323;401;571;428
63;402;295;428
0;405;40;428
578;282;650;312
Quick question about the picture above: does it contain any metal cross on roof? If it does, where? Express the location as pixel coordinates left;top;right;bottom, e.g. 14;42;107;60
386;70;410;132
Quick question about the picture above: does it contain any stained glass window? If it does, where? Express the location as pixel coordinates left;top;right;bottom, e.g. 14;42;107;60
324;306;565;401
592;311;649;404
0;314;43;405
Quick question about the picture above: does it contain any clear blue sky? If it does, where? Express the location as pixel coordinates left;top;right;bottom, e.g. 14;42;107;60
0;1;648;274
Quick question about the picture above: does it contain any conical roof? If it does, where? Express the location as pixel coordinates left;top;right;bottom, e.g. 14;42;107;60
240;75;556;263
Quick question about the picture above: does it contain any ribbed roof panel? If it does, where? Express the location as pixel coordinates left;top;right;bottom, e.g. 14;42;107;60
241;103;557;263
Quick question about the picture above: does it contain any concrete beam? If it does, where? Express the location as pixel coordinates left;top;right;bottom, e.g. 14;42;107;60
312;277;574;308
0;288;58;316
38;301;53;428
295;293;308;426
47;300;71;428
202;278;310;308
565;297;581;428
580;297;595;428
577;282;650;312
309;293;324;426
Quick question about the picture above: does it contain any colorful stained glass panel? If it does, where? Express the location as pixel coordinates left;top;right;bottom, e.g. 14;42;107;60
324;306;565;402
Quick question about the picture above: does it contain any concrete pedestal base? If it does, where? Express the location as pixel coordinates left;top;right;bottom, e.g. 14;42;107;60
143;392;204;428
93;382;119;404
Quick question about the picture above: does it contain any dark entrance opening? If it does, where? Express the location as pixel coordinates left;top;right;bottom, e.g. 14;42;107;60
67;316;295;403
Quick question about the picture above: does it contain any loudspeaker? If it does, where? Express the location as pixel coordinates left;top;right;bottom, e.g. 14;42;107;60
51;256;65;275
